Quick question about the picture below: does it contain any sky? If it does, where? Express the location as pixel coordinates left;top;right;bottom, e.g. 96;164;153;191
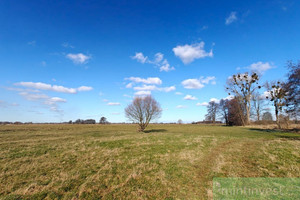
0;0;299;123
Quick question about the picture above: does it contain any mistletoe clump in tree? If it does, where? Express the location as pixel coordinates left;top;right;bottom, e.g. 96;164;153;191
226;72;261;125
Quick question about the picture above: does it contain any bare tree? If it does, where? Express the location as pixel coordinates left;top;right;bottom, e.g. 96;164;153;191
177;119;183;124
218;99;229;125
262;111;273;121
226;72;260;125
228;97;246;126
125;95;162;132
205;101;219;124
284;61;300;122
265;81;287;129
99;117;108;124
251;92;266;121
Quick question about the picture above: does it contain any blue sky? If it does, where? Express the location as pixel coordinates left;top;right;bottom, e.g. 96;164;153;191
0;0;299;123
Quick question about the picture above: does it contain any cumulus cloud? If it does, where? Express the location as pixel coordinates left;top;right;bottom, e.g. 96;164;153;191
184;95;197;100
66;53;91;64
159;59;175;72
196;102;209;106
210;98;220;103
172;42;213;64
131;52;148;63
107;102;121;106
225;12;237;25
176;105;187;109
133;85;175;93
134;90;151;96
175;92;183;95
131;52;175;72
200;76;216;85
125;77;162;85
181;76;216;89
197;95;233;107
247;62;273;74
134;85;158;91
77;86;93;92
182;79;204;89
160;86;176;92
18;92;66;113
15;82;93;94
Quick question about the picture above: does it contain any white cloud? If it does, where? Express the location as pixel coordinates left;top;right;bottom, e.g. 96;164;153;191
131;52;148;63
125;77;162;85
66;53;91;64
126;83;133;88
160;86;176;92
102;99;109;102
247;62;273;74
200;76;216;84
50;97;67;103
181;76;216;89
18;92;66;113
210;98;220;103
134;91;151;96
159;59;175;72
184;95;197;100
19;92;49;101
131;52;175;72
176;105;187;109
175;92;183;95
77;86;93;92
223;95;234;101
133;85;175;92
196;102;209;106
154;53;163;63
134;85;158;91
181;79;204;89
172;42;213;64
15;82;93;94
225;12;237;25
107;102;121;106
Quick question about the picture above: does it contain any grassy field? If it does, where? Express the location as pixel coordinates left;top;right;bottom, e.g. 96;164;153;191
0;124;299;199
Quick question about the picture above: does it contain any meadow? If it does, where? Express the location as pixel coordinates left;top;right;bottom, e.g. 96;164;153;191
0;124;299;199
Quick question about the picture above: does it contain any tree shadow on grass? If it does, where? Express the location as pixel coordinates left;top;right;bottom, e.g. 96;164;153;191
144;129;167;133
248;128;300;141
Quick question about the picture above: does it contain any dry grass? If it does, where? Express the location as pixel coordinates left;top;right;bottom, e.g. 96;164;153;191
0;124;299;199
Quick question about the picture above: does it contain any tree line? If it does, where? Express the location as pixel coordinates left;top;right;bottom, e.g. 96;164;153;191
205;61;299;128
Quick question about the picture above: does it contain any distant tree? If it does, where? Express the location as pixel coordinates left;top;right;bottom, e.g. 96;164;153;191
84;119;96;124
262;111;273;121
284;61;300;122
228;97;246;126
99;117;108;124
218;99;229;125
251;92;266;121
226;72;260;125
265;81;287;129
75;119;82;124
205;101;219;124
125;95;162;132
68;120;72;124
177;119;183;124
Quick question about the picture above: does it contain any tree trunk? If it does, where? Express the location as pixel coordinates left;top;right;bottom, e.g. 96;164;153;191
275;106;281;129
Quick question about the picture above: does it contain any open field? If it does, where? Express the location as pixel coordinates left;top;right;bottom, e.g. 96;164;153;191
0;124;299;200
